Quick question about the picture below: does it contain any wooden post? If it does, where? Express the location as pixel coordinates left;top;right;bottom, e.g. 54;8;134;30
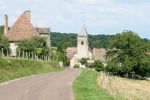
42;55;43;60
32;53;34;59
2;48;4;58
35;54;36;60
37;54;39;60
7;49;9;58
22;51;24;58
26;52;28;59
28;52;30;59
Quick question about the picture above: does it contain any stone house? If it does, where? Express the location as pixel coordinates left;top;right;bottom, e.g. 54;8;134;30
4;11;51;56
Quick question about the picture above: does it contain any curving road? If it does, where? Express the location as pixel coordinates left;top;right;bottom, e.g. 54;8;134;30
0;69;81;100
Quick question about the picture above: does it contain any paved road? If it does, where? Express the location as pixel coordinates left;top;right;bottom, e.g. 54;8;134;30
0;69;81;100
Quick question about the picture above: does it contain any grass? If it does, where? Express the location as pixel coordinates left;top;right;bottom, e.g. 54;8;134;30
73;69;114;100
98;72;150;100
0;58;63;83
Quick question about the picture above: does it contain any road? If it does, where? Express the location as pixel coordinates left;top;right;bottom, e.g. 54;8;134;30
0;69;81;100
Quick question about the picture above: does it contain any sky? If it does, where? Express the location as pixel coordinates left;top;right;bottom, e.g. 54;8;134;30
0;0;150;39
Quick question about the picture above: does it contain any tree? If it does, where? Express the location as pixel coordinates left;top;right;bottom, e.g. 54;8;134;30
80;58;88;65
93;60;104;72
17;37;49;56
106;31;150;79
56;44;68;66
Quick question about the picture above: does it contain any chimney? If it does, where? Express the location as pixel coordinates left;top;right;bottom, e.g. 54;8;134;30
4;15;8;35
25;11;31;22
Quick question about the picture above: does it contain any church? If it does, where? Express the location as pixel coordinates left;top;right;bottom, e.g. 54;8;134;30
66;25;107;68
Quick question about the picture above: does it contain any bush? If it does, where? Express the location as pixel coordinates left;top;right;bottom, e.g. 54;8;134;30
93;60;104;72
80;58;88;65
106;31;150;79
74;64;80;68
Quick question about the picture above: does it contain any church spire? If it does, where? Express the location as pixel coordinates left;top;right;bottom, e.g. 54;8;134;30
78;24;88;37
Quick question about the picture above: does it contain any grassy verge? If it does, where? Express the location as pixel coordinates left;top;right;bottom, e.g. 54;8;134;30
98;73;150;100
73;69;114;100
0;58;63;83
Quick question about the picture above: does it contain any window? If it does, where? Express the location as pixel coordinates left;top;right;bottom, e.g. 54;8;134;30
81;41;84;45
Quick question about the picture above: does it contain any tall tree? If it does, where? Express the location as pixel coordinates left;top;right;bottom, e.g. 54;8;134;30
106;31;150;79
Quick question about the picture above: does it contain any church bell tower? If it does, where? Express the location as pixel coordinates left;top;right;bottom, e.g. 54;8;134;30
77;25;89;59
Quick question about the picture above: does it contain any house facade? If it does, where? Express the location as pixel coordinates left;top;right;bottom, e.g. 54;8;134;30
4;11;51;56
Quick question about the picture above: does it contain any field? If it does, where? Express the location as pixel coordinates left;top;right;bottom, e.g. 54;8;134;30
0;58;62;83
98;72;150;100
73;69;114;100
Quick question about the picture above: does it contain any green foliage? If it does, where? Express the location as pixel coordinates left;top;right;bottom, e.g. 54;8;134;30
0;26;4;35
17;36;49;56
74;64;80;68
51;44;68;66
80;58;88;65
51;32;150;49
0;26;9;57
0;58;62;83
51;32;77;47
51;32;115;48
93;60;104;72
73;69;114;100
106;31;150;79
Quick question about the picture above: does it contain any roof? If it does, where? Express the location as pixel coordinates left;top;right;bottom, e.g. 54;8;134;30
93;48;107;62
66;47;77;60
36;27;50;34
6;11;39;41
78;24;88;37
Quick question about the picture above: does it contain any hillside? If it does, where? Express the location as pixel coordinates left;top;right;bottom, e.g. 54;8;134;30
0;26;149;49
51;32;115;48
0;58;62;83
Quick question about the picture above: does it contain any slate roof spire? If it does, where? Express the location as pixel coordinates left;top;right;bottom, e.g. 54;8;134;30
78;24;88;37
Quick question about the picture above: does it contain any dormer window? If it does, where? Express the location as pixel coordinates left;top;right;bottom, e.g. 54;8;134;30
81;41;84;45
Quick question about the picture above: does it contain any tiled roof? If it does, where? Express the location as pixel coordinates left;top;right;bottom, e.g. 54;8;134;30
93;48;107;62
36;27;50;34
6;11;39;41
66;47;77;60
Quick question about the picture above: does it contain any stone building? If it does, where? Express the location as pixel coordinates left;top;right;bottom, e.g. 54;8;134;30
4;11;51;56
66;25;106;68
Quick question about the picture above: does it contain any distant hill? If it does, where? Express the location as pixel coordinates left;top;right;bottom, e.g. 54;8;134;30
0;25;149;49
51;32;115;48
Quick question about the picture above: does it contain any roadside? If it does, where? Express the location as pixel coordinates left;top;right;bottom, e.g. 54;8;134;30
0;69;81;100
73;69;114;100
98;72;150;100
0;58;63;83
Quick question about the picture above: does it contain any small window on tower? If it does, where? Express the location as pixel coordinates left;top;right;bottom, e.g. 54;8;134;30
81;41;84;45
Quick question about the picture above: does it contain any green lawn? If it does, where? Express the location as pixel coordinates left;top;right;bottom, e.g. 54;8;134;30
73;69;114;100
0;58;63;83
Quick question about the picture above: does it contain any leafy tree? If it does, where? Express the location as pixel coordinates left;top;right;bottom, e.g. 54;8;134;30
106;31;150;79
0;26;9;56
17;37;49;56
55;44;68;66
80;58;88;65
93;60;104;72
51;32;115;48
74;64;80;68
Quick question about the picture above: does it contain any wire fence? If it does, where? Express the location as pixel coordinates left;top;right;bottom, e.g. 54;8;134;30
0;48;51;62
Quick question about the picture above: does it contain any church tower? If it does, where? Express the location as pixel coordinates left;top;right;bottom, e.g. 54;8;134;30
77;25;89;59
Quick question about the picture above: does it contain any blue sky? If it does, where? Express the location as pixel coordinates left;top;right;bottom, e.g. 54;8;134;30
0;0;150;39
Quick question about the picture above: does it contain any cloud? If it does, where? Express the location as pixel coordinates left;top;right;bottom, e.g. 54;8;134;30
0;0;150;38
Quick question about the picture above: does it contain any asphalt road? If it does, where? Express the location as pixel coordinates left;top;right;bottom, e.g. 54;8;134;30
0;69;81;100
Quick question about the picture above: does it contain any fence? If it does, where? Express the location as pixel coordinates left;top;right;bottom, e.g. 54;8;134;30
0;48;51;62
